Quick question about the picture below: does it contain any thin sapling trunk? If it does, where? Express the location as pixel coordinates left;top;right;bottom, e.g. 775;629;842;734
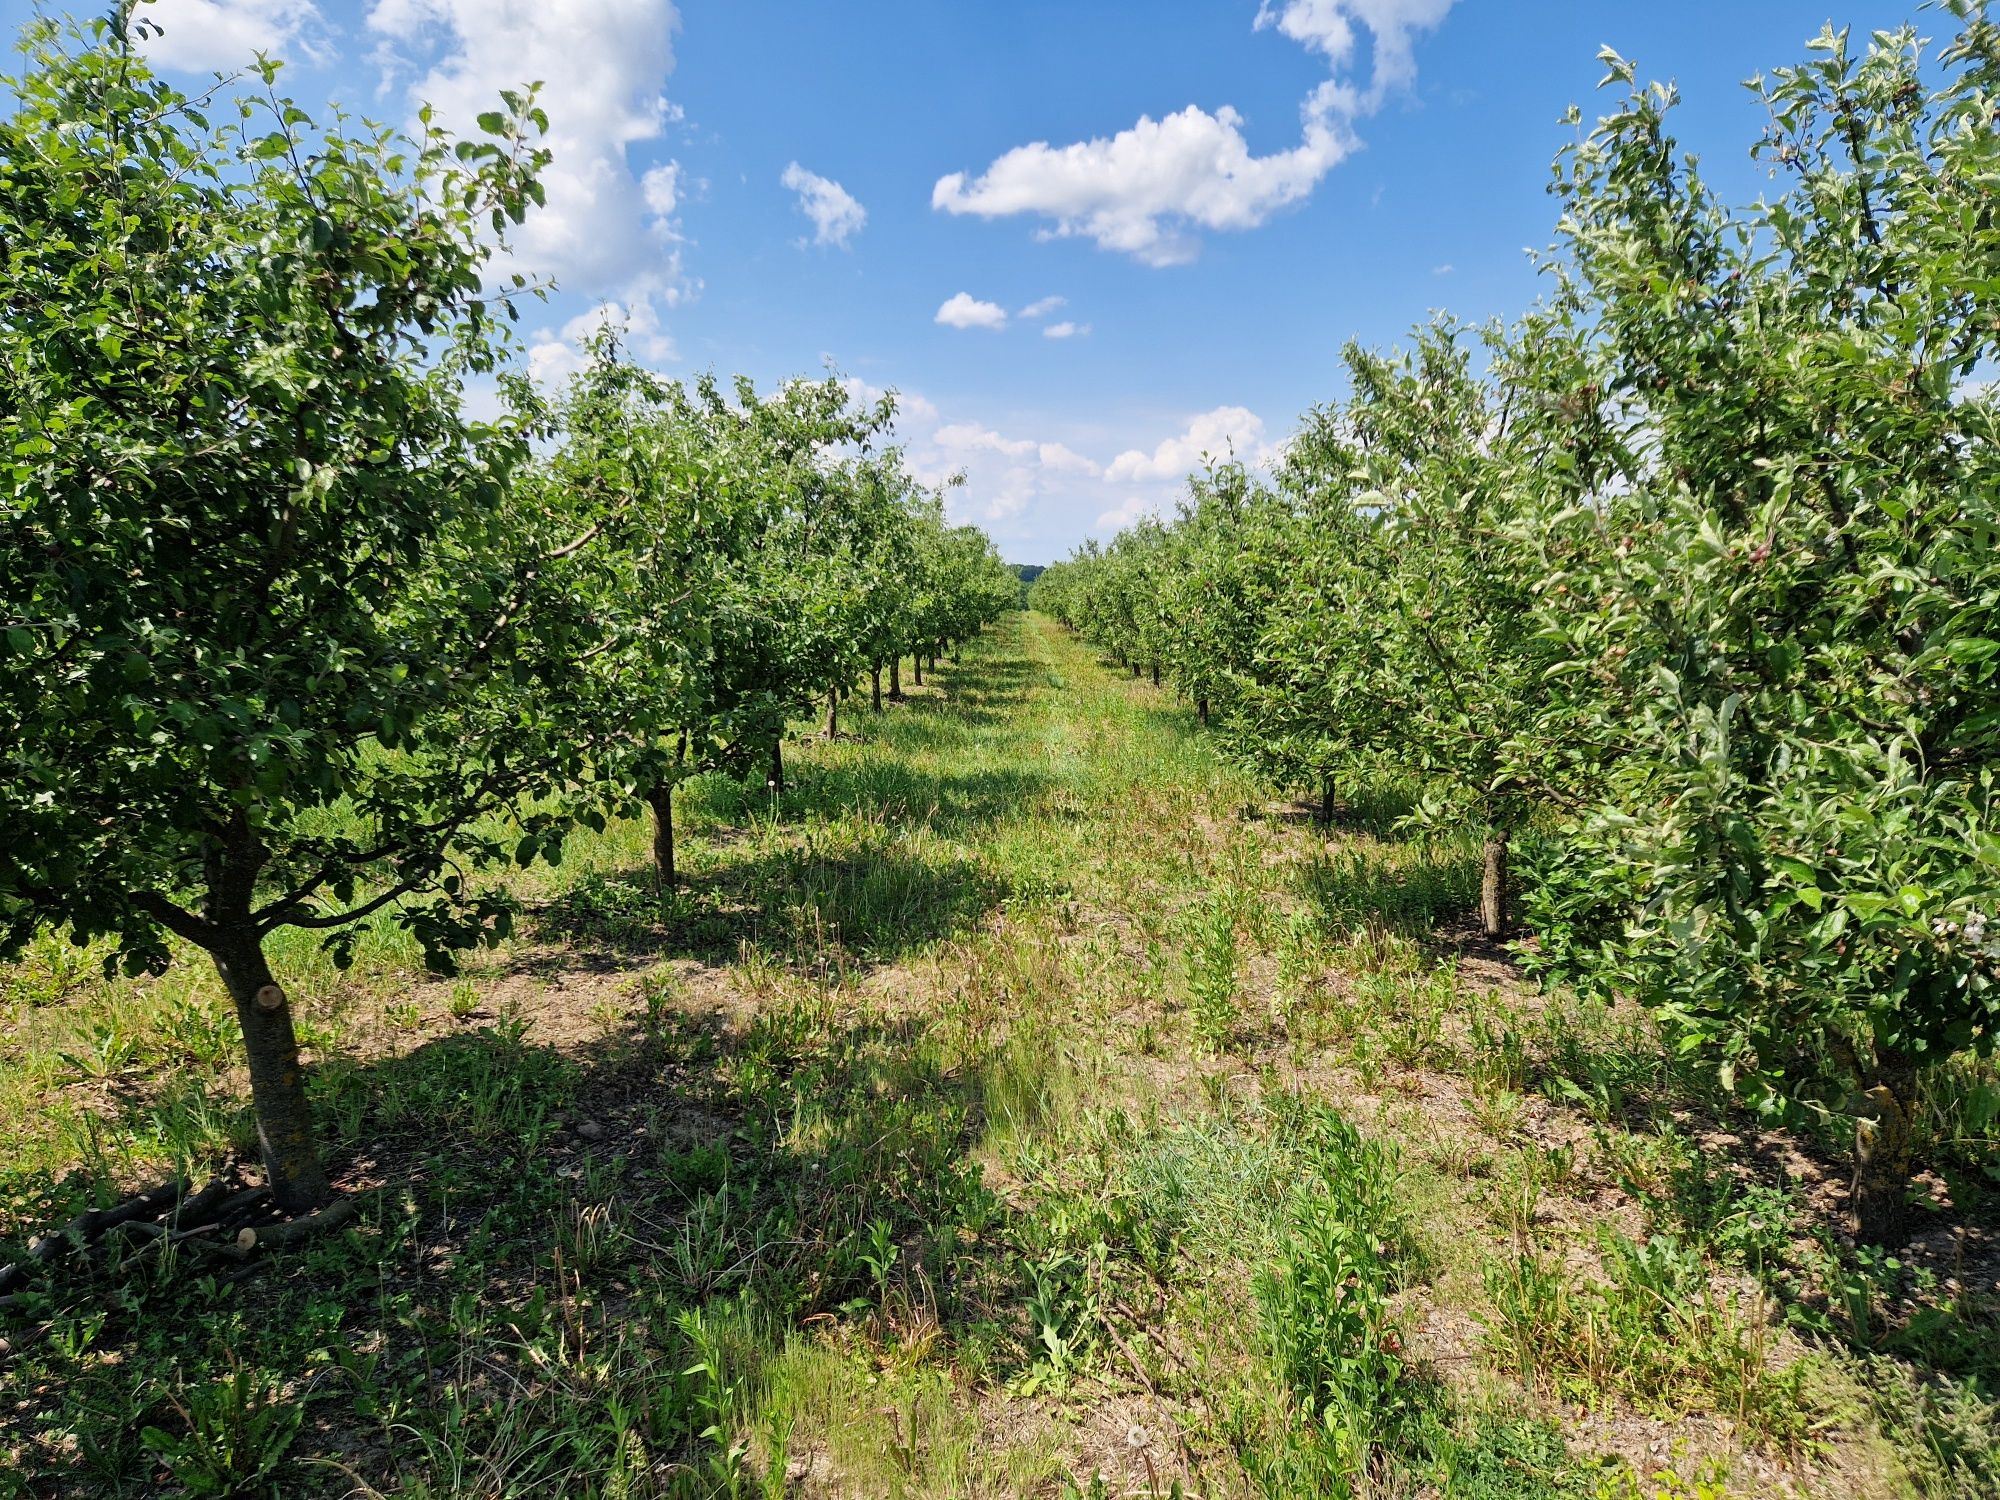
209;930;332;1215
1852;1049;1920;1247
1479;830;1510;941
646;781;676;890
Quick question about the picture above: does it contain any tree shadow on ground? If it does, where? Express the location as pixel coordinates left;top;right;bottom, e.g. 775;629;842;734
532;834;1008;970
1295;841;1482;941
1247;784;1419;840
882;652;1038;729
4;963;1061;1497
769;759;1049;835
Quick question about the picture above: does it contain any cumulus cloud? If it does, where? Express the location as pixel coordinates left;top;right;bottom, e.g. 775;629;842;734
1043;320;1088;339
1095;493;1160;530
932;0;1454;264
839;375;938;428
1255;0;1454;105
366;0;690;303
918;403;1274;538
935;292;1008;330
135;0;327;70
883;405;1107;529
1019;295;1067;319
933;103;1353;267
641;161;683;217
932;424;1100;475
527;295;677;385
781;162;866;248
922;428;1100;523
1105;406;1271;484
816;365;1281;548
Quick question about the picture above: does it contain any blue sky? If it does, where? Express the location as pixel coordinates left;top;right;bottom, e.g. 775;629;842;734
5;1;1935;561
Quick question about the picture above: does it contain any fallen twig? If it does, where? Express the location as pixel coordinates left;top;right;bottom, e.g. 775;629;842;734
0;1178;187;1295
235;1196;358;1253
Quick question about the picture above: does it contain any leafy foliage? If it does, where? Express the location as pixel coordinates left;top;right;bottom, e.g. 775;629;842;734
0;16;1015;1210
1033;5;2000;1240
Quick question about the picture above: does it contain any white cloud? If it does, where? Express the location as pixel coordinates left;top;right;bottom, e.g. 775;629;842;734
932;0;1454;264
136;0;326;70
1255;0;1454;105
1432;262;1454;275
815;365;1283;550
641;161;683;218
1043;320;1088;339
840;376;938;428
781;162;867;248
931;424;1101;477
1095;493;1159;530
895;409;1107;529
1019;295;1067;319
527;294;677;385
1105;406;1270;484
935;292;1008;331
933;103;1351;267
366;0;690;303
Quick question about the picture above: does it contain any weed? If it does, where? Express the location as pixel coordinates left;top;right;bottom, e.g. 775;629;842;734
139;1360;305;1498
446;978;480;1020
55;1020;141;1083
1188;893;1242;1052
1008;1243;1108;1396
1255;1103;1429;1489
1298;839;1481;940
1483;1230;1817;1444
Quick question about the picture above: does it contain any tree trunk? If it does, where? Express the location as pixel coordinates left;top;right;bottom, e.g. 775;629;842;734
210;932;331;1215
646;781;676;890
1150;661;1160;687
890;657;903;700
1130;663;1140;679
1853;1054;1919;1246
871;666;882;713
1317;779;1336;826
826;691;838;739
1197;697;1210;725
913;654;923;687
1479;831;1510;940
768;738;785;797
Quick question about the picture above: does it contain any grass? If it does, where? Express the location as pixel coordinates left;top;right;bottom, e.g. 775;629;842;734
1;615;1994;1499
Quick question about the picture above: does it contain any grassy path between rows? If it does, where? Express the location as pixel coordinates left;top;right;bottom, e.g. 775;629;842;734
2;614;1994;1498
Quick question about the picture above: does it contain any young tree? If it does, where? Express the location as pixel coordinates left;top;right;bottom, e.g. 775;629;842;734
1153;461;1272;727
1335;325;1581;936
0;19;580;1213
1527;18;2000;1241
532;337;717;891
